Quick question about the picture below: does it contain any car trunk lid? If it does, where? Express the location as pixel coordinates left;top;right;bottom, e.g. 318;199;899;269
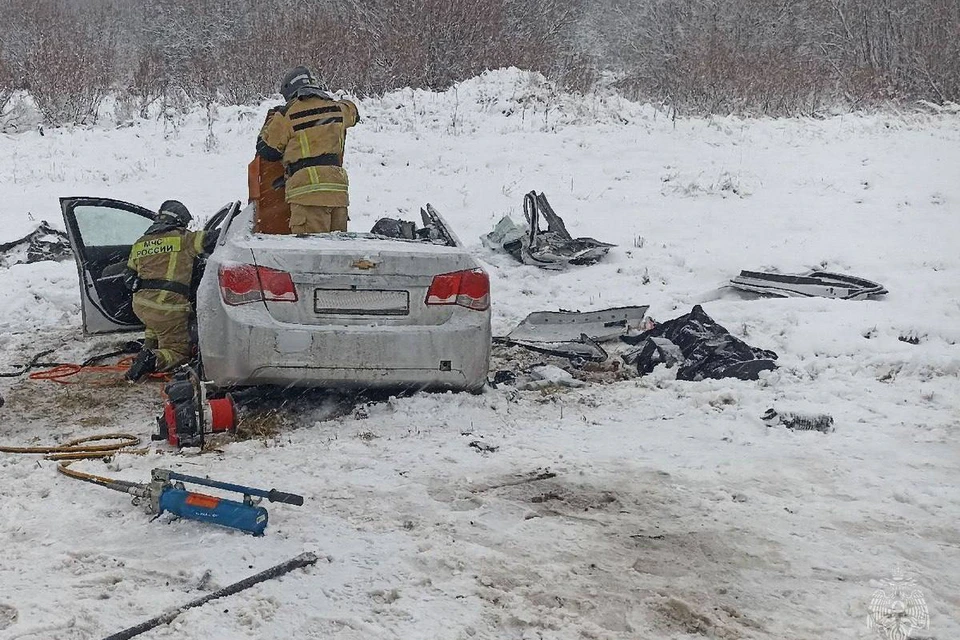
244;235;479;326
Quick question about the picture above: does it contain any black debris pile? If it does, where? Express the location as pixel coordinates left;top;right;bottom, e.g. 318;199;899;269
0;221;71;267
622;337;683;372
622;305;778;381
898;332;923;345
762;408;834;433
482;191;614;269
468;440;499;454
370;217;418;239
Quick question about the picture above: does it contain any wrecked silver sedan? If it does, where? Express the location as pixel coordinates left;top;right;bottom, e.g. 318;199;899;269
60;197;491;392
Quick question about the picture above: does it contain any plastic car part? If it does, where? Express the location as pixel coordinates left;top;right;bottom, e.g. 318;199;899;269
420;204;462;247
0;221;72;266
505;306;650;343
218;264;298;305
426;269;490;311
729;270;887;300
495;334;608;362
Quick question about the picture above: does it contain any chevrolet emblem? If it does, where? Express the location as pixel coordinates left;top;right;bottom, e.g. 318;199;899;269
352;259;377;270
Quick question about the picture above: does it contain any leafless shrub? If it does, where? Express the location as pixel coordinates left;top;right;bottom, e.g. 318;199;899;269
820;0;960;104
553;54;601;95
339;0;582;93
0;2;23;114
605;0;834;116
128;49;169;117
1;0;116;125
603;0;960;115
0;0;956;124
0;53;13;113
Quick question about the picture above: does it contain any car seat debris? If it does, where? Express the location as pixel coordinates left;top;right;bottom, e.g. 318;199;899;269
369;204;461;247
482;191;615;269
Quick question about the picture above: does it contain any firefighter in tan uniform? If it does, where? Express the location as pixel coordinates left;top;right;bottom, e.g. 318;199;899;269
256;66;359;234
123;201;216;381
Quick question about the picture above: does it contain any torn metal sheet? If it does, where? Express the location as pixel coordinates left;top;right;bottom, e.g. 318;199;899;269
729;270;887;300
482;191;614;269
506;306;650;343
495;334;608;362
524;192;614;266
420;204;462;247
367;204;462;247
0;221;71;267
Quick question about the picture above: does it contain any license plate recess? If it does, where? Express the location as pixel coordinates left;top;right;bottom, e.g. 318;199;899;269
314;289;410;315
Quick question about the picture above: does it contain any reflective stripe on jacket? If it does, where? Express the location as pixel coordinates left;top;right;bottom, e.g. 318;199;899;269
126;229;206;311
256;96;359;207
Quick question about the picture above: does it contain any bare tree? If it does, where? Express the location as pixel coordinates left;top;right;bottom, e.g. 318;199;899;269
3;0;117;124
0;52;13;114
0;0;957;123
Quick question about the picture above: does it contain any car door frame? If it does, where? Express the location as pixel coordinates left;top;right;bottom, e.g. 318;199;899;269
60;196;157;335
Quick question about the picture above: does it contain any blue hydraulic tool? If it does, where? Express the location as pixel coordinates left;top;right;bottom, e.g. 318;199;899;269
65;466;304;536
144;469;305;536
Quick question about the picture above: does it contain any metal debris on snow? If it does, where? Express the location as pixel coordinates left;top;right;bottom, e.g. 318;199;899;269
482;191;615;269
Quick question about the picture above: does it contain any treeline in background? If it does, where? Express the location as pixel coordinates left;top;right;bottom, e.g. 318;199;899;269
1;0;958;124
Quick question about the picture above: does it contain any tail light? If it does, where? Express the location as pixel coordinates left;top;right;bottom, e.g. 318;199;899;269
256;266;298;302
219;263;298;306
426;268;490;311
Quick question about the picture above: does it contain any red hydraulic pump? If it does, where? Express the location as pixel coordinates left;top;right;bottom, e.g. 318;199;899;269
155;368;236;448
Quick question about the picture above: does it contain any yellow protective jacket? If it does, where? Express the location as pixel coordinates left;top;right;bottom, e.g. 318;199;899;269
126;228;208;313
256;95;359;207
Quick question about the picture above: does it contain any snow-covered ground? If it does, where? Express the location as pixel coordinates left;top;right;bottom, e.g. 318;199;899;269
1;70;958;639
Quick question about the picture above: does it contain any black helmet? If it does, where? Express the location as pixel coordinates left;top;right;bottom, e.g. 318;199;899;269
158;200;191;227
280;65;323;101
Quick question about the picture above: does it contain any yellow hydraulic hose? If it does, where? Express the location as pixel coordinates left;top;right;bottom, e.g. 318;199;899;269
0;433;144;486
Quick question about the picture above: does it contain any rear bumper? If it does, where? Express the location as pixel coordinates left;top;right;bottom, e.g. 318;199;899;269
197;299;491;391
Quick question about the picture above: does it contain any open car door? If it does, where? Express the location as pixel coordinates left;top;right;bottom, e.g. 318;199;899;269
60;197;156;334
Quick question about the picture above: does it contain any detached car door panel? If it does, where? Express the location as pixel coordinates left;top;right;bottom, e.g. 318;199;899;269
60;197;156;334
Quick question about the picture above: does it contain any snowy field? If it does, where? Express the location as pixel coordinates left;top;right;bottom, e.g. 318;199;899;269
0;70;958;639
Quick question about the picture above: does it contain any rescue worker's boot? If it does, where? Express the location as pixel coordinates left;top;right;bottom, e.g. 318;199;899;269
126;349;157;382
